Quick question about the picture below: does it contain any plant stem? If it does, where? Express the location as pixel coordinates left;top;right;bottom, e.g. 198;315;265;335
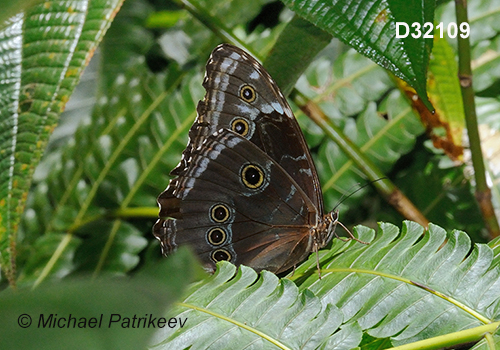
455;0;500;238
389;322;499;350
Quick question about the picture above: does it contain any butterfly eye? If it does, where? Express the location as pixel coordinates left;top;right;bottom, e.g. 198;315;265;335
211;249;232;262
231;118;250;136
241;164;264;189
239;85;256;103
210;204;230;223
207;228;227;246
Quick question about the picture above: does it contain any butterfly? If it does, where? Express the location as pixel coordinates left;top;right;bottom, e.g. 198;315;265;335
153;43;348;274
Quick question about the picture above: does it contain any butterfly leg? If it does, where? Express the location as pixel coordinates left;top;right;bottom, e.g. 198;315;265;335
313;241;322;279
335;220;369;245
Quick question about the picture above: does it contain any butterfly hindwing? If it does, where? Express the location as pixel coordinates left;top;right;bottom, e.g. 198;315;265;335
155;129;318;273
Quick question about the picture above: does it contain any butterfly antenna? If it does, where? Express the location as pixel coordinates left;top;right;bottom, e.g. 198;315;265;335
332;177;388;211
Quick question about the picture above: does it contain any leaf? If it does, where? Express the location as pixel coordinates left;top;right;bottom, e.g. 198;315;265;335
0;247;199;350
281;0;434;110
475;98;500;228
426;36;465;158
263;15;332;96
0;0;39;26
18;62;202;284
472;35;500;94
388;0;435;92
294;221;500;346
0;0;124;285
148;221;500;349
156;0;272;67
74;220;148;274
99;0;154;90
149;263;354;350
146;10;186;29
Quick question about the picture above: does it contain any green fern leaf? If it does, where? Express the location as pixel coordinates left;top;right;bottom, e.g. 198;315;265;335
296;221;500;346
150;263;358;350
155;222;500;348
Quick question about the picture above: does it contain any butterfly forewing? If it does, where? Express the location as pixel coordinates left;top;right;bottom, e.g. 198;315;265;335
174;44;324;213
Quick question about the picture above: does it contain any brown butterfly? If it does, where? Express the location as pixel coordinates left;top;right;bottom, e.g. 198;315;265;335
153;44;346;274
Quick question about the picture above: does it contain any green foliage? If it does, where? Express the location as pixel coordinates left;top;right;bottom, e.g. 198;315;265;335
281;0;435;110
263;16;332;95
0;0;125;284
439;0;500;95
151;222;500;349
150;263;357;349
1;0;500;348
18;62;201;285
294;52;425;210
1;247;201;350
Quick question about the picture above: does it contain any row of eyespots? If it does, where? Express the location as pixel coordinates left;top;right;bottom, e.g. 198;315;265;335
207;163;264;264
208;204;232;263
209;232;231;263
207;228;231;263
229;84;256;137
206;100;264;261
207;223;231;262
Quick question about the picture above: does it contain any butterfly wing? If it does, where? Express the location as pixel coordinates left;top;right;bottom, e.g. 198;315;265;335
154;130;317;274
172;44;324;215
